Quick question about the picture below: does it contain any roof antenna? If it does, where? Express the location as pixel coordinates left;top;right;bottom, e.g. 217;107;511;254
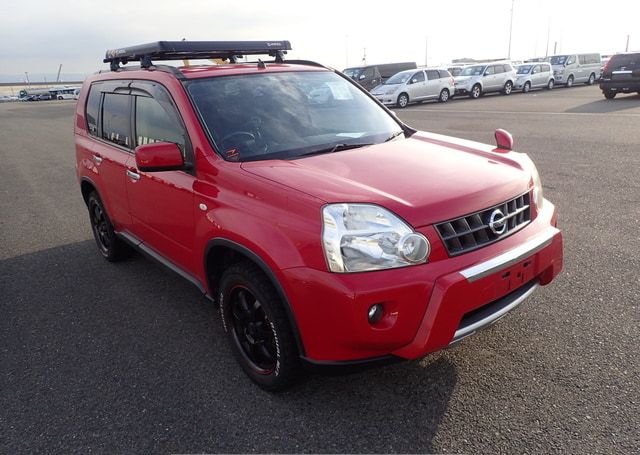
257;59;266;69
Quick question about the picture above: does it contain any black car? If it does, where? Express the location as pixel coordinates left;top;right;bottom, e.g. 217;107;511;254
599;52;640;99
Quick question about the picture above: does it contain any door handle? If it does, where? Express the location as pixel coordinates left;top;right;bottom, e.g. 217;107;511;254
126;169;140;181
92;154;103;164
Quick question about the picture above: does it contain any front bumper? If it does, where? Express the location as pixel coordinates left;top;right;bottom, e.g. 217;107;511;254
283;199;563;363
373;94;396;106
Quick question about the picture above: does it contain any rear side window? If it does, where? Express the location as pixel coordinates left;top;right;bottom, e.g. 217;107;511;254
85;86;101;137
101;93;131;148
426;70;440;80
135;96;186;155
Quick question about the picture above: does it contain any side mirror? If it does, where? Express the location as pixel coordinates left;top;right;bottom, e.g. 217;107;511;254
494;129;513;152
135;141;184;172
411;78;418;84
359;74;366;80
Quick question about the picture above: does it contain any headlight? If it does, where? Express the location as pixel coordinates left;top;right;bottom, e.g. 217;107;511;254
322;204;430;273
522;155;544;210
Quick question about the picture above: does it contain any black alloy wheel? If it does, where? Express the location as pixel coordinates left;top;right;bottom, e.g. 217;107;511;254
87;192;132;262
219;261;303;390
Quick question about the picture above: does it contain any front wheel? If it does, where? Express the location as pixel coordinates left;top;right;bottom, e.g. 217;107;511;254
438;88;450;103
503;81;513;95
396;93;409;108
566;75;574;88
470;84;482;99
87;192;133;262
219;261;303;391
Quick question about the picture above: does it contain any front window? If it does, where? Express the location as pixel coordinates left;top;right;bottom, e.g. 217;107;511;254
459;65;486;76
517;65;533;75
187;71;404;162
343;68;362;79
550;55;568;66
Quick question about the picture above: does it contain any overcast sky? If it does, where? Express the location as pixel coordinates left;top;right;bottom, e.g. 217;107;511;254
0;0;637;80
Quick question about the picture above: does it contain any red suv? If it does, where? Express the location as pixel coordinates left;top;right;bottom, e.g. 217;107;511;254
75;41;563;390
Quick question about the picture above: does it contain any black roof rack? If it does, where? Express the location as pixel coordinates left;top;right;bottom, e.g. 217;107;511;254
104;40;292;71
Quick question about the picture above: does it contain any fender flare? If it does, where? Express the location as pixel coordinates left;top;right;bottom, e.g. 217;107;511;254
205;238;306;356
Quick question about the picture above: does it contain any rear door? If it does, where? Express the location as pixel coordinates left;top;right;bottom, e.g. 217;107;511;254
425;70;441;98
125;82;196;272
77;81;133;229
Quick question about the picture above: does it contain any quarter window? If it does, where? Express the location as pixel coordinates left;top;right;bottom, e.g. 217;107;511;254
85;86;101;137
101;93;131;148
135;96;186;155
438;70;451;79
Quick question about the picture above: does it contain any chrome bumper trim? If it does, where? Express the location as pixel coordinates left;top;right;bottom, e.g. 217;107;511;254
450;281;539;344
459;228;558;283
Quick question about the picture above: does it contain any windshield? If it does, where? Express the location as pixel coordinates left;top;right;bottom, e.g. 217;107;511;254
517;65;533;74
342;68;362;79
385;72;412;84
459;65;486;76
550;55;568;65
188;71;404;162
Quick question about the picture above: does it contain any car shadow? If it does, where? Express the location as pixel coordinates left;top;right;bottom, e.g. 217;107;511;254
1;241;457;454
566;93;640;114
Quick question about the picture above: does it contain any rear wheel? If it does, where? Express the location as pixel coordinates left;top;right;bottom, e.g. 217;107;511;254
219;261;303;391
396;93;409;108
547;79;555;90
438;88;450;102
523;82;531;93
603;90;616;99
87;192;133;262
587;73;596;85
470;84;482;99
566;75;574;88
502;81;513;95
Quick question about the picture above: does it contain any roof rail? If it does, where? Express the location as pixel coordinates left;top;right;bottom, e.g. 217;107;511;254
104;40;292;71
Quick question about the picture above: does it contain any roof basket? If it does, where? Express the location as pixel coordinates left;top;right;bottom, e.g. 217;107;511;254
104;40;292;71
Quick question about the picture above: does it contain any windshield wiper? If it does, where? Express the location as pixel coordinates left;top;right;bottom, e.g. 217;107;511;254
384;131;405;142
295;143;373;158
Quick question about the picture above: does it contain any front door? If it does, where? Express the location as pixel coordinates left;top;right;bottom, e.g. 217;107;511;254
407;70;427;101
125;84;196;272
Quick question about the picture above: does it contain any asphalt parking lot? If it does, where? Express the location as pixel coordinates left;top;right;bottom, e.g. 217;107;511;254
1;86;639;454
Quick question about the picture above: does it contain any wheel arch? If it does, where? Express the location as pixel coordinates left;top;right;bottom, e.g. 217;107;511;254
80;176;98;206
204;237;306;356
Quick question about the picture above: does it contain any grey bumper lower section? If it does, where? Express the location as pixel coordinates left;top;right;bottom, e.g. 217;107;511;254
450;280;539;344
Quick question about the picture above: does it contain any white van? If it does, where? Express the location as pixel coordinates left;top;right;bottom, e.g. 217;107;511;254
549;53;601;87
371;68;455;108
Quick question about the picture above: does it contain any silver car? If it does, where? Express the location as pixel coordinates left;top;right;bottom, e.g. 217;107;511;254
371;68;455;108
454;62;517;99
514;63;555;92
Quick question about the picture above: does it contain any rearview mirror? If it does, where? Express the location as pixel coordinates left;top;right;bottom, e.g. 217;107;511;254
135;142;184;172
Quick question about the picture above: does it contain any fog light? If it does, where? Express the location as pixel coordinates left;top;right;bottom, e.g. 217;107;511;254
368;304;384;324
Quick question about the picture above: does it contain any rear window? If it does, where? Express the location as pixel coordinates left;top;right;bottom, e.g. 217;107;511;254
609;54;640;70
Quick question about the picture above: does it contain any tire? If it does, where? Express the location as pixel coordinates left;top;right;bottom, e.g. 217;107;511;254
566;75;574;88
470;84;482;99
587;73;596;85
523;82;531;93
503;81;513;95
219;260;303;391
87;192;133;262
57;96;63;100
603;90;616;99
438;88;450;103
396;93;409;108
547;79;554;90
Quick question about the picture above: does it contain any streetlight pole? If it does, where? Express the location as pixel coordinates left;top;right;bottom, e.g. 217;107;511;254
508;0;515;59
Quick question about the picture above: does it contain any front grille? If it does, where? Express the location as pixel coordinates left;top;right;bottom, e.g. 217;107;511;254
436;192;531;256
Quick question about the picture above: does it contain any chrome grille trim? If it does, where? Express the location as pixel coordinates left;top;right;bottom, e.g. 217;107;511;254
436;192;532;256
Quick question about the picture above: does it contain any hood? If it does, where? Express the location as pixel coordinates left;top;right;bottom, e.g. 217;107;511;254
371;84;399;95
454;75;474;84
241;132;531;227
